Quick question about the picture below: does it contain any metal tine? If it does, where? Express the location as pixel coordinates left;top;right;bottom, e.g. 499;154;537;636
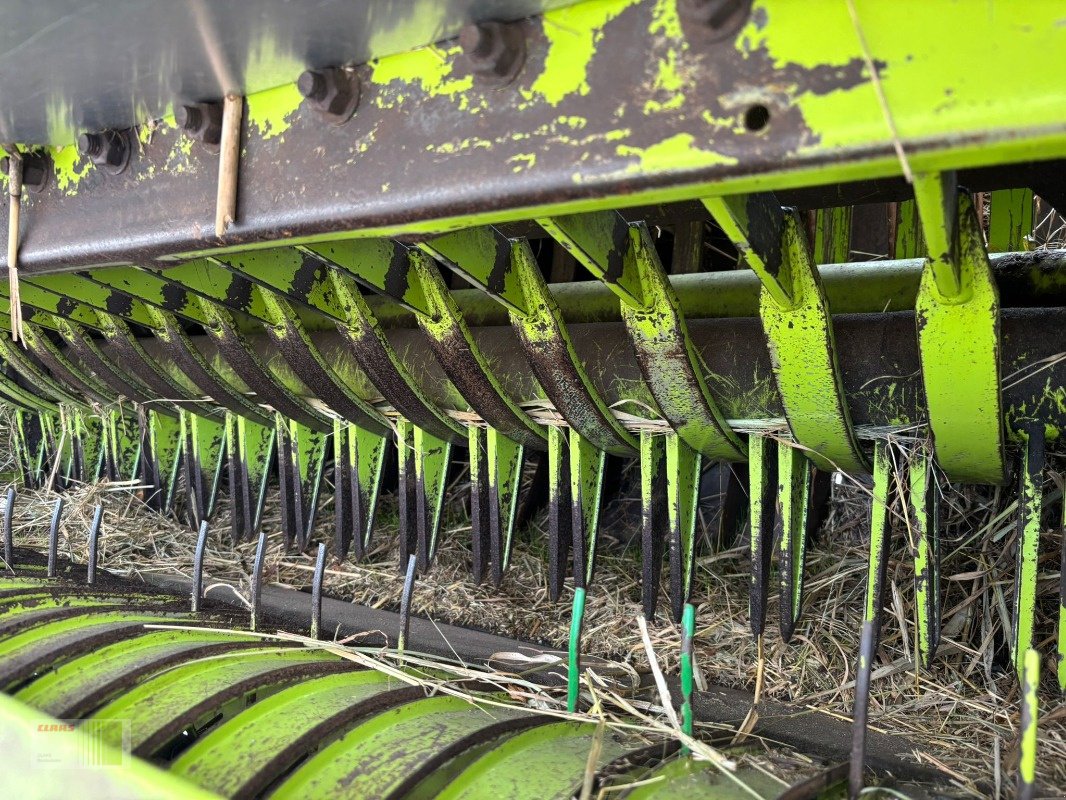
778;444;811;643
909;447;942;669
310;542;327;640
191;520;209;613
413;425;451;573
748;436;777;641
1059;485;1065;694
639;431;667;621
1012;421;1044;679
396;420;418;572
332;421;352;560
567;429;606;712
86;504;103;586
1017;648;1040;800
468;426;490;584
3;486;14;571
849;440;894;800
679;602;696;748
487;430;523;587
274;415;299;550
667;434;701;624
46;496;64;578
398;553;417;656
566;584;586;713
547;426;571;602
250;530;267;632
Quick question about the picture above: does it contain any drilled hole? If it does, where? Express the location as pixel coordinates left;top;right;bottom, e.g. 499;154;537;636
744;105;770;132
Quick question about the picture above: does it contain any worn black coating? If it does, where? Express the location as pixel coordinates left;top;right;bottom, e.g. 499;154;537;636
547;448;571;602
488;446;521;588
154;313;274;428
750;443;777;640
469;427;490;585
191;520;209;613
86;504;103;585
60;327;162;410
3;487;13;569
641;440;667;620
262;306;390;436
101;322;220;419
849;619;877;799
250;531;267;631
332;426;359;560
46;497;64;577
205;309;329;433
398;553;417;652
311;542;326;640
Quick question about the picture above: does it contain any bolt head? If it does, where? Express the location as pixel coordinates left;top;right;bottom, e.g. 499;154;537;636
298;70;328;101
299;67;359;123
459;21;525;83
175;104;202;131
77;132;102;157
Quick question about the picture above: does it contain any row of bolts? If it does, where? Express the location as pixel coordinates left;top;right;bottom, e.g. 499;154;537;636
0;488;420;648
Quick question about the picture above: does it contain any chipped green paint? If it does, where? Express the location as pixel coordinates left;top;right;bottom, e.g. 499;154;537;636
622;223;744;459
914;192;1005;484
526;0;633;106
246;82;305;141
371;43;473;106
1011;426;1043;681
709;198;867;473
1019;648;1039;791
51;145;92;195
614;134;737;179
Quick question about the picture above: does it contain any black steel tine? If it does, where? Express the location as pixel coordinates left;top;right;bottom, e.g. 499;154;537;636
1011;421;1044;678
1017;649;1040;800
469;427;489;585
848;619;877;799
250;530;267;632
333;424;353;561
547;427;570;602
3;486;14;571
639;432;667;621
46;496;64;578
86;504;103;586
275;418;296;550
749;436;777;640
397;422;418;572
398;553;417;655
848;441;893;799
191;519;209;613
311;542;327;640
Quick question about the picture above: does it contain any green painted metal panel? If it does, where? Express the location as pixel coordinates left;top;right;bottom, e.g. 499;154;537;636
914;192;1005;483
172;670;397;796
15;629;250;715
624;756;784;799
437;721;632;800
92;648;345;752
272;695;529;800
